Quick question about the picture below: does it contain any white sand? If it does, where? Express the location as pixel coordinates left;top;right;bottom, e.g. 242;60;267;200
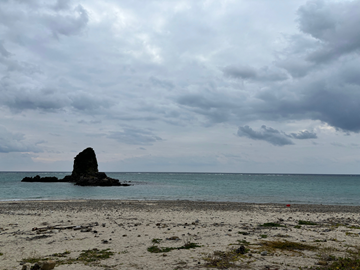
1;200;360;269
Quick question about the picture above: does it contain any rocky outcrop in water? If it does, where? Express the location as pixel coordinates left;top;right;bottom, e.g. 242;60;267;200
21;175;67;183
75;172;130;186
21;148;131;187
71;147;99;180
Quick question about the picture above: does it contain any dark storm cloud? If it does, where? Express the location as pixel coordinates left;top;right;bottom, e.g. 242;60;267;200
237;125;294;146
0;126;42;153
252;74;360;132
176;0;360;133
237;125;317;146
298;0;360;64
107;127;162;146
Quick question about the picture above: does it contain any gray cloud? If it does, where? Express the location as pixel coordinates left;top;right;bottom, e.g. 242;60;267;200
237;125;317;146
0;41;11;58
176;1;360;133
298;0;360;64
107;127;162;146
149;76;174;91
0;1;89;43
237;125;294;146
289;130;317;139
43;5;88;39
0;126;42;153
223;65;257;80
223;65;288;82
52;0;71;11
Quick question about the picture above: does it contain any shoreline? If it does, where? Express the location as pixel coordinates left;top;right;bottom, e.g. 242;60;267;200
2;199;360;212
1;200;360;269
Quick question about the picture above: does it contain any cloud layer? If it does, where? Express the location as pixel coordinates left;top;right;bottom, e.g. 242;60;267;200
0;0;359;173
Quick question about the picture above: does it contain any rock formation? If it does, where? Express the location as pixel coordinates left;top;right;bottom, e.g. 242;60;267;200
71;147;99;180
21;175;67;183
21;148;130;187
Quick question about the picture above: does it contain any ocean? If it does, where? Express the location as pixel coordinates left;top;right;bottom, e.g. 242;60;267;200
1;172;360;205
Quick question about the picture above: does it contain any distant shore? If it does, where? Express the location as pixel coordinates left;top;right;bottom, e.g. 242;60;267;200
1;200;360;269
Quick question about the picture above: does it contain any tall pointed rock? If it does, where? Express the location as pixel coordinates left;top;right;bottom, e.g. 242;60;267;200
72;147;98;179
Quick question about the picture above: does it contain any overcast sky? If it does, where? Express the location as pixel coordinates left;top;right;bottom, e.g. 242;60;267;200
1;0;360;173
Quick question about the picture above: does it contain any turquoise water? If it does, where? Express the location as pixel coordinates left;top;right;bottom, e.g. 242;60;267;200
0;172;360;205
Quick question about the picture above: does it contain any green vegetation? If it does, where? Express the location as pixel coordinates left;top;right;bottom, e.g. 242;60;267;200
22;248;114;267
0;252;3;256
345;232;359;237
294;225;302;229
78;248;114;263
259;222;285;227
323;256;360;270
313;246;360;270
152;238;162;244
51;251;71;257
260;234;268;238
298;220;318;225
22;257;44;264
147;246;173;253
237;240;250;245
262;240;317;251
147;242;201;253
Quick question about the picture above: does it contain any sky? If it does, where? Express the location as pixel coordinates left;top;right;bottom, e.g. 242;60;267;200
1;0;360;174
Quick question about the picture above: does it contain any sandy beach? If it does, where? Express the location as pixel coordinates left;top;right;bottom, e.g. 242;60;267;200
1;200;360;270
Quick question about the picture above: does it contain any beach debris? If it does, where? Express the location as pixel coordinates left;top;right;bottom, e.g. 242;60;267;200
317;260;328;266
259;222;285;228
166;236;180;241
38;260;56;270
235;245;246;254
26;235;52;241
147;242;201;253
31;222;99;233
21;260;56;270
261;251;268;256
21;263;32;270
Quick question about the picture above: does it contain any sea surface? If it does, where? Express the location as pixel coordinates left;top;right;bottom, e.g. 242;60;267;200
1;172;360;205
